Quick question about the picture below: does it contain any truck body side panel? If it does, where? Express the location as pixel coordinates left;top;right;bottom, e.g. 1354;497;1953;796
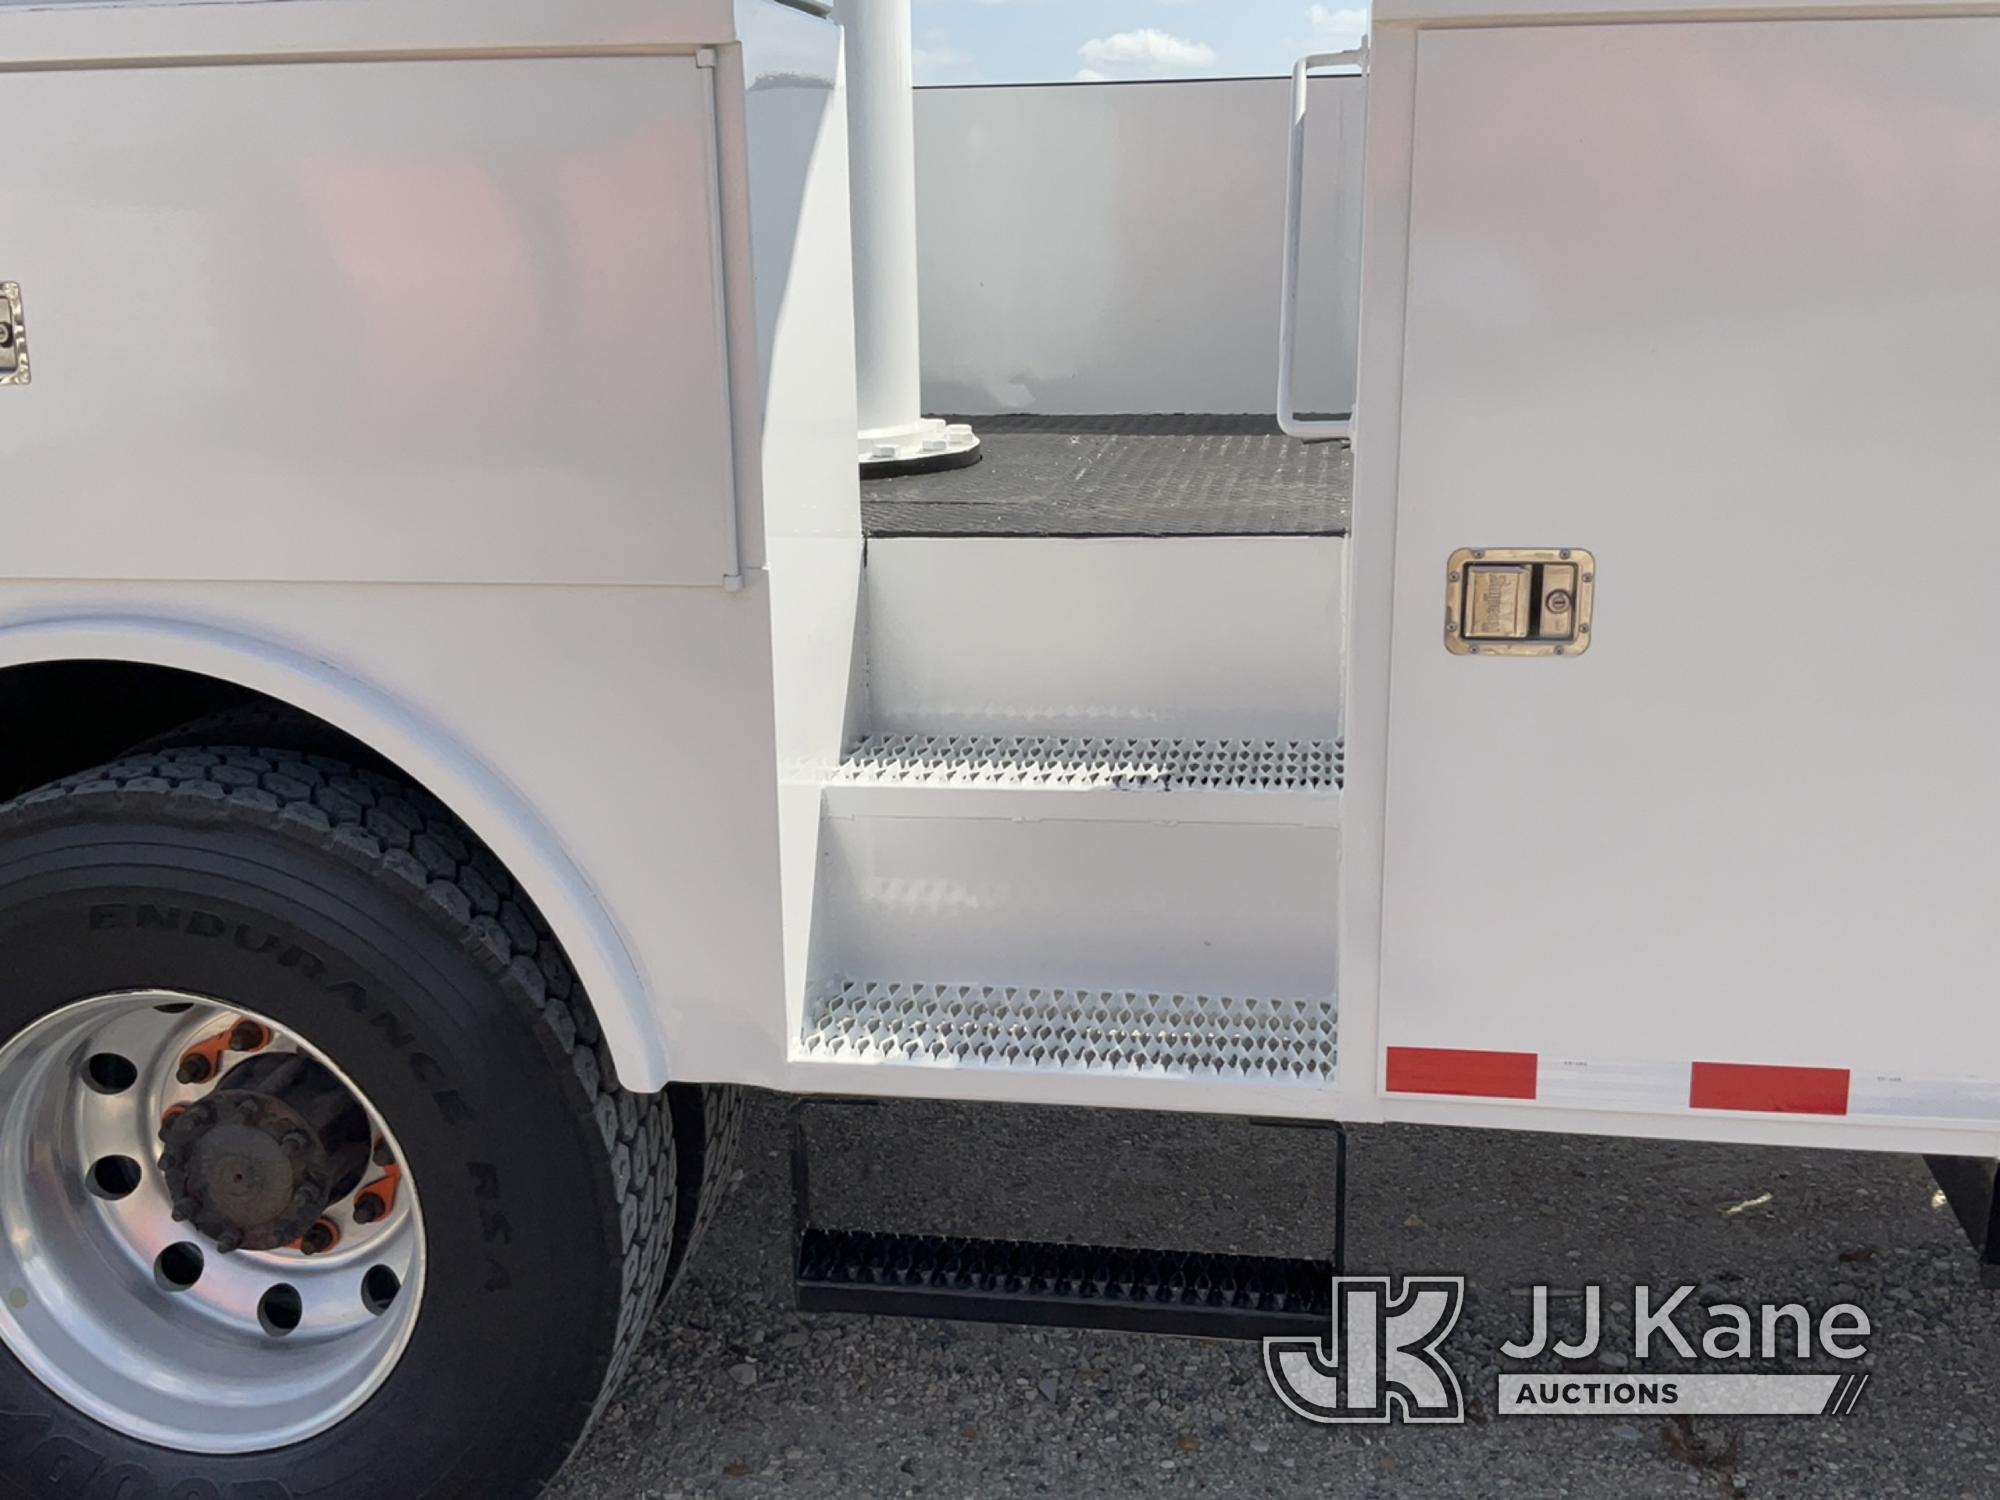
0;54;739;587
0;2;866;1091
1371;18;2000;1138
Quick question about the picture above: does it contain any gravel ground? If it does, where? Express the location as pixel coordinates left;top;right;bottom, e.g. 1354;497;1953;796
549;1093;2000;1500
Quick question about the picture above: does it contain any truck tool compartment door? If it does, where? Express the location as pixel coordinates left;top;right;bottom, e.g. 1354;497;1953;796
0;49;736;587
1376;20;2000;1126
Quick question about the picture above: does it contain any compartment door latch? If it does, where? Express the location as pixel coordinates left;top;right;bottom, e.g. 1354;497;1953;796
1;283;27;385
1445;548;1594;656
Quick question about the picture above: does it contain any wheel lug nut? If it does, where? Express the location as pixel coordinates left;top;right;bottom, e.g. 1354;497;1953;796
228;1021;270;1053
352;1193;385;1225
373;1139;395;1169
159;1149;183;1172
171;1196;200;1222
176;1055;212;1085
300;1220;338;1256
214;1229;243;1254
280;1132;309;1160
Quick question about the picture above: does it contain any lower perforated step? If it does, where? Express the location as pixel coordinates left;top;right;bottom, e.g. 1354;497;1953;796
796;1229;1334;1339
834;734;1344;792
799;980;1338;1084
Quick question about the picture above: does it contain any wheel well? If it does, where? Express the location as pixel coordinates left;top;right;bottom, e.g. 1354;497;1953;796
0;653;665;1091
0;660;413;802
0;669;731;1259
0;661;245;799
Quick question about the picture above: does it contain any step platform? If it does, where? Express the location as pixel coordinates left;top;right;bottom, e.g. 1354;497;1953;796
814;738;1342;1036
833;732;1343;796
860;414;1353;539
799;981;1339;1084
861;534;1346;742
790;1103;1346;1340
795;1228;1336;1339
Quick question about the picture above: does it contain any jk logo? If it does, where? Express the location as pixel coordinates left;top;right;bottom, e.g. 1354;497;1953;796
1264;1277;1467;1424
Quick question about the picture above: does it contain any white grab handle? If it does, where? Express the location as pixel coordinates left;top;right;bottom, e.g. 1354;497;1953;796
1278;47;1365;443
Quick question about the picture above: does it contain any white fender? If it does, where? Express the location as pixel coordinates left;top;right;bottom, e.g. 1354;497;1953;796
0;615;668;1090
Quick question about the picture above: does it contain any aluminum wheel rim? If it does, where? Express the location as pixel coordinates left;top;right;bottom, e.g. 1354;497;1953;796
0;991;426;1454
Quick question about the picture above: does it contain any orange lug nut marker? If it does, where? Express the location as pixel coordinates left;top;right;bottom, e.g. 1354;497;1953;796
352;1142;403;1225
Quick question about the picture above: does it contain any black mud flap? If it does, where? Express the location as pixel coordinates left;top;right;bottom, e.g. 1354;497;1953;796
1925;1156;2000;1288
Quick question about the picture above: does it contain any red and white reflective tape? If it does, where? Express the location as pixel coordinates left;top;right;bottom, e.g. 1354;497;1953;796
1384;1047;2000;1122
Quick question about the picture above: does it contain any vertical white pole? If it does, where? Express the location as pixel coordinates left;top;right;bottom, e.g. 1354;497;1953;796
842;0;921;435
833;0;981;475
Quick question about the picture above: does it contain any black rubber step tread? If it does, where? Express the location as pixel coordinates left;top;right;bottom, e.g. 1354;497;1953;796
796;1227;1333;1339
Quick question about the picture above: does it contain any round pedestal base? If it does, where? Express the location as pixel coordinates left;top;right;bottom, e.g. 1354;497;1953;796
859;418;983;480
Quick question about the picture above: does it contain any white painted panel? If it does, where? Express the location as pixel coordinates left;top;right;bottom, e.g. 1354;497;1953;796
730;3;867;1035
1378;0;1980;20
0;579;790;1091
864;537;1345;738
1378;21;2000;1086
0;0;746;63
825;778;1341;829
0;56;737;585
784;1054;1342;1119
914;78;1364;416
822;811;1339;999
738;7;865;543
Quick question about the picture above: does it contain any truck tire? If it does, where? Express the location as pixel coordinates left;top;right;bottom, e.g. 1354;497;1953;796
133;711;746;1302
667;1078;746;1283
0;746;717;1500
128;702;383;765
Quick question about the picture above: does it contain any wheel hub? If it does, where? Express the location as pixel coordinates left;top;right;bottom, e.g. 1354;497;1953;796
160;1054;372;1253
0;992;425;1453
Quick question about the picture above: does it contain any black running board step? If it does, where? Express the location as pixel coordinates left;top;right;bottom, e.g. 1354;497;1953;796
796;1228;1334;1340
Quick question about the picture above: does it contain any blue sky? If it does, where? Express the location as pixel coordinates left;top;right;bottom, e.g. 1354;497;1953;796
909;1;1369;86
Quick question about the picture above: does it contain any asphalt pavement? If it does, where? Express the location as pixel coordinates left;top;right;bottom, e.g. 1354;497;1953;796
549;1093;2000;1499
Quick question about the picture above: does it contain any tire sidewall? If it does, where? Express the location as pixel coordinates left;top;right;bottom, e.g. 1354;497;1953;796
0;814;623;1500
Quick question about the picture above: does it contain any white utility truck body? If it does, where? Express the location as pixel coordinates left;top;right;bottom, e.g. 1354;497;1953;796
1;0;1996;1145
1350;3;2000;1152
1;0;1998;1491
0;0;862;1097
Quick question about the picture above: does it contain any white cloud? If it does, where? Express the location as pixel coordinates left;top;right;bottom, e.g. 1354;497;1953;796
912;32;973;84
1308;4;1370;41
1073;68;1110;83
1078;28;1218;70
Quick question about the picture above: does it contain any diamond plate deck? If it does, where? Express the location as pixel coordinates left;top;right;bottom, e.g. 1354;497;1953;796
834;735;1345;793
799;981;1339;1084
861;415;1352;538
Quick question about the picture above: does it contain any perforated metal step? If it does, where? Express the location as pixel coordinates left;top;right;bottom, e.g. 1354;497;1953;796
834;735;1343;792
796;1228;1335;1338
799;981;1338;1083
